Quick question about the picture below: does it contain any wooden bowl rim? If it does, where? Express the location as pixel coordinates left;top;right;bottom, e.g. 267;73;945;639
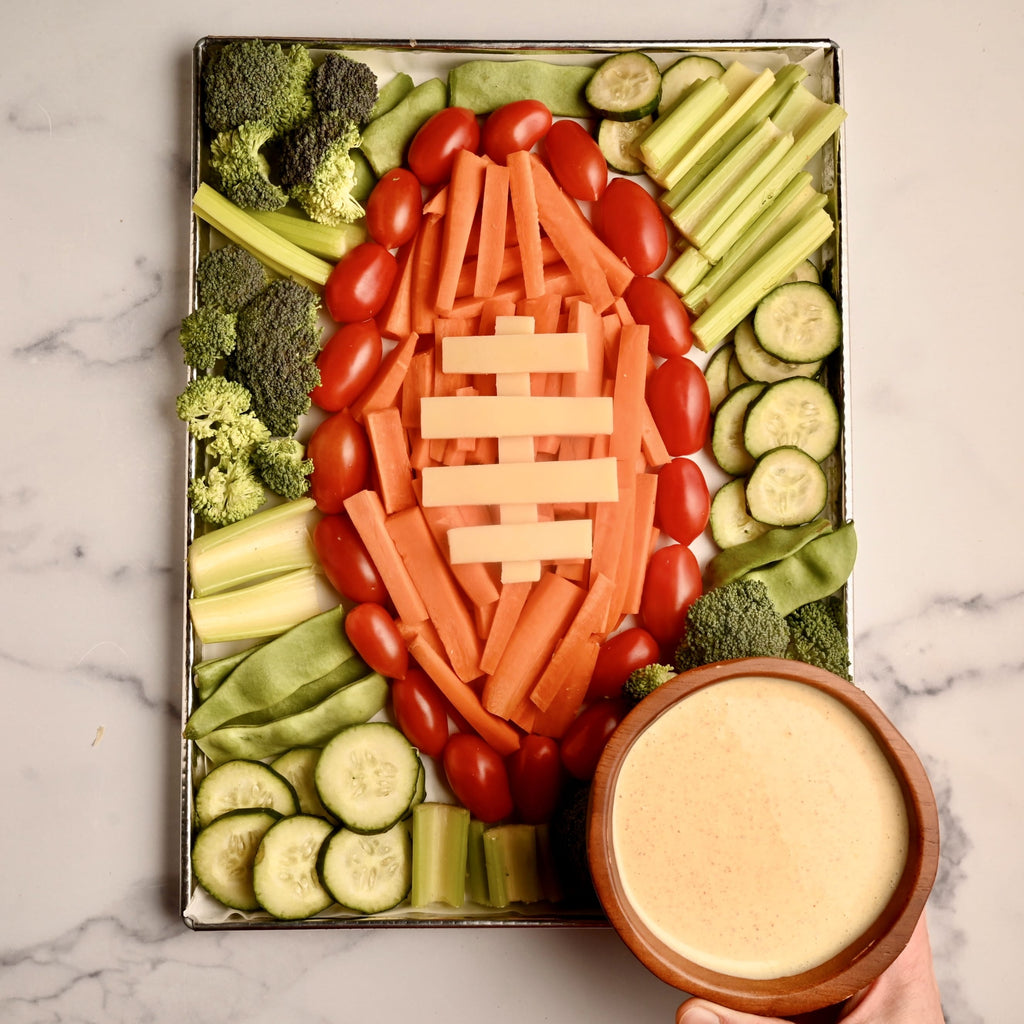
587;657;940;1017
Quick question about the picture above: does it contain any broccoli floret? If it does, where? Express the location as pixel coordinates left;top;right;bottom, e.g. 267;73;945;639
786;597;852;680
187;459;266;527
175;375;256;441
228;278;322;436
622;663;676;706
310;53;379;123
252;437;314;500
202;38;314;135
209;121;289;212
178;306;237;370
674;577;791;671
195;244;269;313
278;111;365;225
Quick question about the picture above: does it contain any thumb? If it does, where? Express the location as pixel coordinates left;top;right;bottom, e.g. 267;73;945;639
676;999;791;1024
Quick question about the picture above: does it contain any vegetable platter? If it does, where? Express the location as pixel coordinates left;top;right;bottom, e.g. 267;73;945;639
179;37;852;930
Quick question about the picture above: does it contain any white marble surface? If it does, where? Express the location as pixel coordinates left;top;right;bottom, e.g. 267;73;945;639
3;1;1022;1021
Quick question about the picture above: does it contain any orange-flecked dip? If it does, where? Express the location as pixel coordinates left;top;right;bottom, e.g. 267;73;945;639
611;675;910;980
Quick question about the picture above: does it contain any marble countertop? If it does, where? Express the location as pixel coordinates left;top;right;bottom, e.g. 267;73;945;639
3;1;1021;1021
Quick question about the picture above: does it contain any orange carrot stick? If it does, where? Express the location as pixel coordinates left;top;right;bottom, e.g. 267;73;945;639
364;405;417;515
474;161;510;298
412;212;444;335
478;580;533;676
379;237;416;341
530;637;601;738
623;471;659;617
435;149;487;316
401;347;434;429
609;322;650;462
350;330;419;423
507;149;546;299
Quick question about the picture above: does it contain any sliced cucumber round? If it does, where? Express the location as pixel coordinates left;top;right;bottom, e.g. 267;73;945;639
746;446;828;527
596;116;654;174
732;317;823;384
585;51;662;121
271;747;334;820
784;258;821;285
711;381;765;477
727;349;751;390
315;722;421;834
194;758;298;829
709;477;771;549
193;808;281;911
252;814;335;919
753;280;841;362
318;819;412;914
658;55;725;114
743;375;840;462
703;341;734;413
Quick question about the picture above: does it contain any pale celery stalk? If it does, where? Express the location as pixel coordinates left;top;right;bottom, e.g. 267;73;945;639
691;206;835;352
659;62;808;211
659;65;776;191
187;565;326;645
771;80;833;136
465;819;494;907
663;243;712;297
684;172;826;314
248;207;366;262
670;118;794;248
187;496;319;597
410;802;471;908
192;182;335;287
482;824;544;908
639;75;729;180
699;101;847;264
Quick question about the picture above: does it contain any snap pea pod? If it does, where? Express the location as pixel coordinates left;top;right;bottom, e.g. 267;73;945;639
447;58;595;116
192;643;266;702
196;672;389;765
746;521;857;617
704;518;834;590
184;605;353;740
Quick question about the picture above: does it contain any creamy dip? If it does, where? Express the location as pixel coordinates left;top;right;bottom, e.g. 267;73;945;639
611;674;909;980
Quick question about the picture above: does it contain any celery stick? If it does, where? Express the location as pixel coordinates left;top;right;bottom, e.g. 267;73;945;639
410;802;470;908
772;81;832;136
192;182;335;287
482;824;544;908
248;207;366;262
466;819;494;907
663;244;712;297
639;75;729;180
691;207;835;352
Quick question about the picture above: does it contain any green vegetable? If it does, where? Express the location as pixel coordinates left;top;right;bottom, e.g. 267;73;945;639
187;460;265;527
465;819;494;907
252;437;313;501
178;306;237;370
247;207;367;261
192;808;280;911
410;802;470;908
584;51;661;121
195;243;269;313
622;663;676;705
744;446;829;528
310;52;379;123
318;820;412;913
201;38;314;135
208;120;289;212
279;110;365;226
705;518;833;590
252;814;335;919
786;596;851;680
482;824;545;907
193;643;265;701
270;747;334;819
369;71;414;119
639;75;729;178
194;758;299;828
446;58;594;117
359;77;448;177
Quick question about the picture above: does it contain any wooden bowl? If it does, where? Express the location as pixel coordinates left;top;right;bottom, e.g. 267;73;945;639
587;657;939;1018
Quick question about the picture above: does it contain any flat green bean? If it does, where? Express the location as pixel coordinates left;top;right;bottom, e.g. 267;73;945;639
192;643;265;702
704;518;833;591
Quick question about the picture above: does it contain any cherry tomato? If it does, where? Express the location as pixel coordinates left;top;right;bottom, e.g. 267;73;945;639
310;321;383;412
390;667;450;757
639;543;702;649
307;408;370;514
646;355;711;456
559;698;629;781
588;627;662;700
596;178;669;276
543;119;607;202
655;458;711;546
324;242;398;323
506;735;564;824
442;733;514;823
344;602;408;679
407;107;480;187
365;168;423;249
313;513;388;605
624;275;695;358
482;99;553;164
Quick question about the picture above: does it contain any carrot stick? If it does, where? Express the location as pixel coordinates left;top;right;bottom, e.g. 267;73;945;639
401;347;434;429
474;161;510;298
404;629;522;755
435;149;487;315
641;401;672;468
478;579;533;676
378;237;416;340
603;467;636;633
516;293;561;334
412;212;444;335
479;296;518;338
530;636;601;738
384;503;483;682
609;322;650;462
588;458;633;595
507;150;546;299
623;471;659;617
481;571;584;719
343;488;429;625
350;330;419;423
364;406;417;515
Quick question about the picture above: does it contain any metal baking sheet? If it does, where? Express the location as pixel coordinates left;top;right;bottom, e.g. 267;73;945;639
179;38;850;930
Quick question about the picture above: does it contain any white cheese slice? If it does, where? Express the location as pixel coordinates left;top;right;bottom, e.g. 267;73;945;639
419;395;614;439
447;519;594;566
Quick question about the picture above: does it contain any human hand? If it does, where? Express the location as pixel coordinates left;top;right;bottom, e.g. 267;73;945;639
675;914;943;1024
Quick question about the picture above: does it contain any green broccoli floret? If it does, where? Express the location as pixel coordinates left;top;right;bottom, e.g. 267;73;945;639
228;278;322;436
310;53;379;123
195;244;269;313
187;459;266;527
674;577;791;671
622;663;676;706
175;375;257;441
202;38;314;135
786;597;852;680
178;306;237;370
278;111;365;225
252;437;314;500
209;121;289;212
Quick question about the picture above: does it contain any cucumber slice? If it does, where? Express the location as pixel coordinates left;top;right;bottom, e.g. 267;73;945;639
315;722;421;834
585;51;662;121
252;814;335;919
658;55;726;114
708;477;771;549
753;280;841;362
743;375;840;462
703;341;734;413
711;381;765;476
727;349;751;389
745;446;828;527
784;258;821;285
318;819;413;914
596;116;654;174
192;808;281;911
194;759;298;829
732;317;822;383
271;747;334;820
